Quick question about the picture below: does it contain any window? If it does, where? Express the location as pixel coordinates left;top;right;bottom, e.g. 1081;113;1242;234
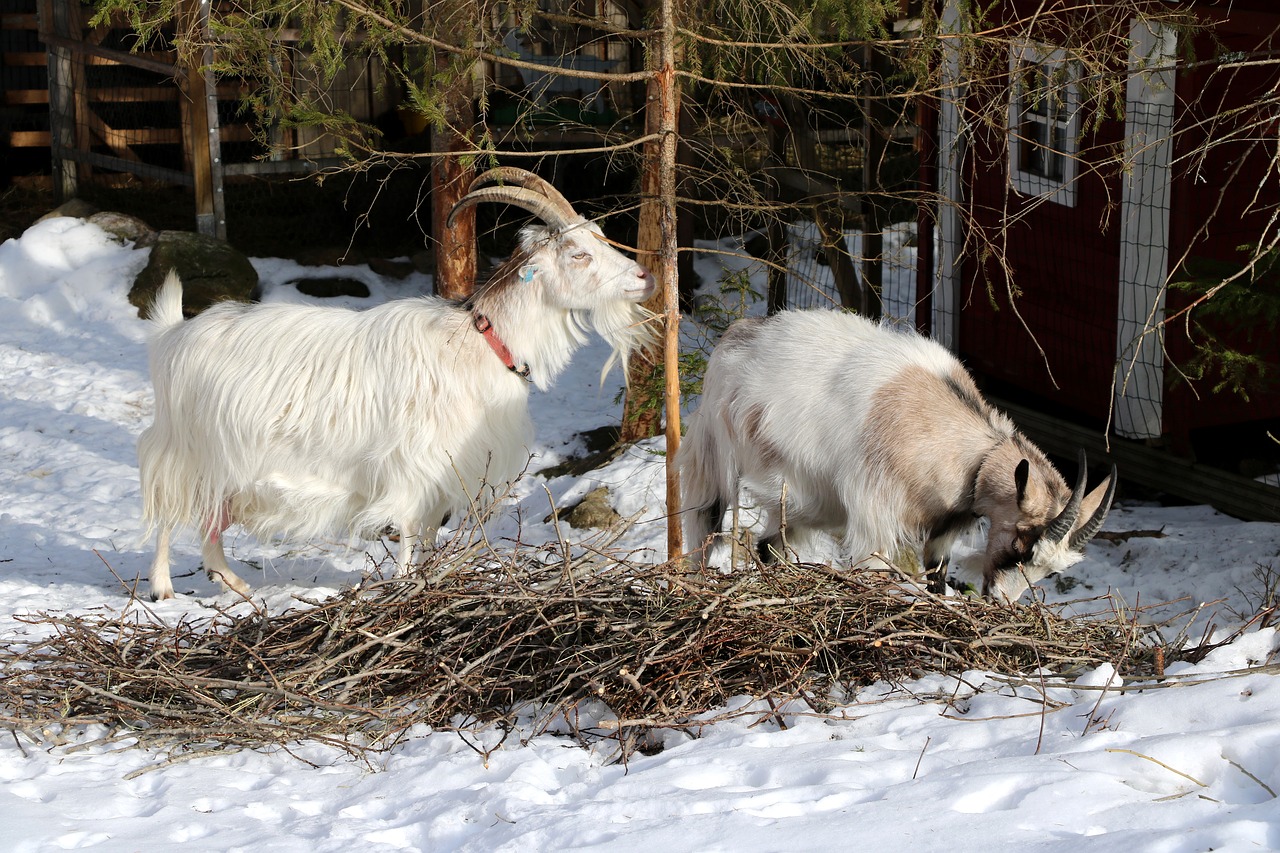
1008;45;1079;206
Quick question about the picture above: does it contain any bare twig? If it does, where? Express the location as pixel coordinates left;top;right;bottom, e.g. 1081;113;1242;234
0;528;1211;769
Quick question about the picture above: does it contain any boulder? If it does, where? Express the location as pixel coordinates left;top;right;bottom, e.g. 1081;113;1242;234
130;230;259;319
87;211;157;247
37;198;98;223
560;487;623;531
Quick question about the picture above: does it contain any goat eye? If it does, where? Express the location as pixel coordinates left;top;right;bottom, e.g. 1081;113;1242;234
572;251;590;261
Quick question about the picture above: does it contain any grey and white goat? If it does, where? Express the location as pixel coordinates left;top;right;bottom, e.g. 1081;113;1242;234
139;168;654;600
678;310;1115;601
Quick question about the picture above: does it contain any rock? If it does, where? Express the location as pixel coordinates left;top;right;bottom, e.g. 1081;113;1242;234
289;277;370;299
87;211;157;247
37;199;98;223
560;487;622;530
33;203;158;248
129;230;259;319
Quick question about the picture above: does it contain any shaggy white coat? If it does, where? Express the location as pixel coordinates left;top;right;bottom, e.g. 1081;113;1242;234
139;222;653;600
679;310;1112;601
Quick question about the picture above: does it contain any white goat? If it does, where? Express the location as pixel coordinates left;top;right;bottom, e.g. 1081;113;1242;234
139;168;654;600
678;311;1115;601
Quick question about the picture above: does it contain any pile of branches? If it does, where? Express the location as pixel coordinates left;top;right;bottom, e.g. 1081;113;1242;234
0;536;1169;765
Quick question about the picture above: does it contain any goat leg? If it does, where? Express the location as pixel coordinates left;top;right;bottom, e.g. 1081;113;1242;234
922;539;952;595
148;527;175;601
200;505;250;598
923;559;949;595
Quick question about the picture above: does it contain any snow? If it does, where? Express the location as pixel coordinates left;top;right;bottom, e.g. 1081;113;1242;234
2;216;1279;852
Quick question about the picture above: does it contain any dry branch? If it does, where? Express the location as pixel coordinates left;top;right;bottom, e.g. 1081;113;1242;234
0;534;1206;765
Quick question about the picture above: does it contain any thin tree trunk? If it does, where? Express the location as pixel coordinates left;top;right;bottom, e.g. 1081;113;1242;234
619;0;682;559
620;71;667;443
656;0;682;561
429;46;476;299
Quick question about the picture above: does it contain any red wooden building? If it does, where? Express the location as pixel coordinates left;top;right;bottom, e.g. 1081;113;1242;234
916;0;1280;514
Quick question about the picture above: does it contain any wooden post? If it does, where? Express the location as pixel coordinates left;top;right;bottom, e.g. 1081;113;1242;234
933;0;966;351
40;0;79;201
429;52;476;298
180;0;226;239
861;43;892;321
420;0;478;300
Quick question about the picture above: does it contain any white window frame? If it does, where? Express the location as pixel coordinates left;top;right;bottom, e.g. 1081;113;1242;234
1007;43;1080;207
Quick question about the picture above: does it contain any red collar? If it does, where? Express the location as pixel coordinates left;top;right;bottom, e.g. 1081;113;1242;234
472;312;530;379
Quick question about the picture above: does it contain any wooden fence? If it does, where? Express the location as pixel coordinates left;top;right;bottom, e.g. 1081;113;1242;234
22;0;373;239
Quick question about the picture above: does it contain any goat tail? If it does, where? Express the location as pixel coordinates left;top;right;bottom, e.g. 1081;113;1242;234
149;269;185;329
675;414;731;554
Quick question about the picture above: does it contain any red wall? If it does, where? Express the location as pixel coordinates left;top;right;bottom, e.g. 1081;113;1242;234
956;84;1125;423
928;1;1280;449
1163;10;1280;443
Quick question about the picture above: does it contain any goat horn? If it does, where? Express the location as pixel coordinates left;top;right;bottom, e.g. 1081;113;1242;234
468;167;573;204
1069;465;1117;551
1041;449;1088;544
469;167;579;219
446;184;578;231
450;167;581;230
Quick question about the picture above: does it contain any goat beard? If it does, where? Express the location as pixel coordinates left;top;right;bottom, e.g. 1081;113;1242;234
588;301;661;387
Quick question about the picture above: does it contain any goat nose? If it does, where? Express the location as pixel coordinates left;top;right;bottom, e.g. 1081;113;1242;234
634;269;656;298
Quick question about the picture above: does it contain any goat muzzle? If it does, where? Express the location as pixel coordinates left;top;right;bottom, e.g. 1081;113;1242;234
630;268;657;300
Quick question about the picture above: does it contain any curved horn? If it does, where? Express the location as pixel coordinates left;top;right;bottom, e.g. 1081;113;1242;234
446;184;577;231
1041;449;1088;545
1069;465;1117;551
465;167;580;225
470;167;576;208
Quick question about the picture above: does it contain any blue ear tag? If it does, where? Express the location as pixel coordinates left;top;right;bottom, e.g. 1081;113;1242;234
518;266;538;284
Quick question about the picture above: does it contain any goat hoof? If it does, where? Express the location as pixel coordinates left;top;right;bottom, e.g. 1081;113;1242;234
222;579;252;598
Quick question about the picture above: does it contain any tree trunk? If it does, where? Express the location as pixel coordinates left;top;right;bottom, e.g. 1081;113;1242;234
620;0;682;559
429;51;476;299
619;72;669;443
657;56;684;560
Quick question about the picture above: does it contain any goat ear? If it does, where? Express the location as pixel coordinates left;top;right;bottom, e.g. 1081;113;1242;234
1014;459;1029;506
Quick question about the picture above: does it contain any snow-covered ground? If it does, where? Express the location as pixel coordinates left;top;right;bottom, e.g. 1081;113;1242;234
1;215;1278;852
